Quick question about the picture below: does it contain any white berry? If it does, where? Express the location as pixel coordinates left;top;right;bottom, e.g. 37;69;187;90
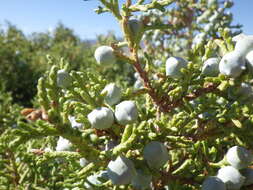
115;101;138;125
87;107;114;129
226;146;252;169
102;83;122;106
217;166;245;190
166;56;188;78
219;51;246;78
94;46;116;66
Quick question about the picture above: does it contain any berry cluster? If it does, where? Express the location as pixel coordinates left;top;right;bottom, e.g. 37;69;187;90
202;146;253;190
84;141;168;189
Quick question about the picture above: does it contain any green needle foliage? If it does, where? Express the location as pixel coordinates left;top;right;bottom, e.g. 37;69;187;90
1;0;253;190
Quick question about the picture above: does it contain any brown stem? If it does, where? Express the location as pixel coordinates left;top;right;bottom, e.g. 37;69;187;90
117;5;219;114
132;51;170;113
132;52;219;113
164;82;219;112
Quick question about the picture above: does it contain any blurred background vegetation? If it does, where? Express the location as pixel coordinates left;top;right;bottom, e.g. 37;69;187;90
0;23;135;107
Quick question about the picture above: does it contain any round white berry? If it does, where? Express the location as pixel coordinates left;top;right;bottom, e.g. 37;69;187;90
202;57;220;77
57;69;72;88
143;141;169;169
234;35;253;57
226;146;253;169
134;79;144;89
115;101;138;125
94;46;116;65
166;56;188;78
217;166;245;190
219;51;246;78
107;155;136;185
102;83;122;106
87;107;114;129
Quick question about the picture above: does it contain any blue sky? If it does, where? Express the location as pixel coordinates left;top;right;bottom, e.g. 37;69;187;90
0;0;252;39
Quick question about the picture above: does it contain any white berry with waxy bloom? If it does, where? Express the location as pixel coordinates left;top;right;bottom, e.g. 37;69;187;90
94;46;116;66
219;51;246;78
217;166;245;190
87;107;114;129
57;69;72;88
134;79;143;90
226;146;253;169
166;56;188;78
201;176;226;190
143;141;169;169
115;101;138;125
134;72;141;79
234;34;253;57
107;155;136;185
101;83;122;106
202;57;220;77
